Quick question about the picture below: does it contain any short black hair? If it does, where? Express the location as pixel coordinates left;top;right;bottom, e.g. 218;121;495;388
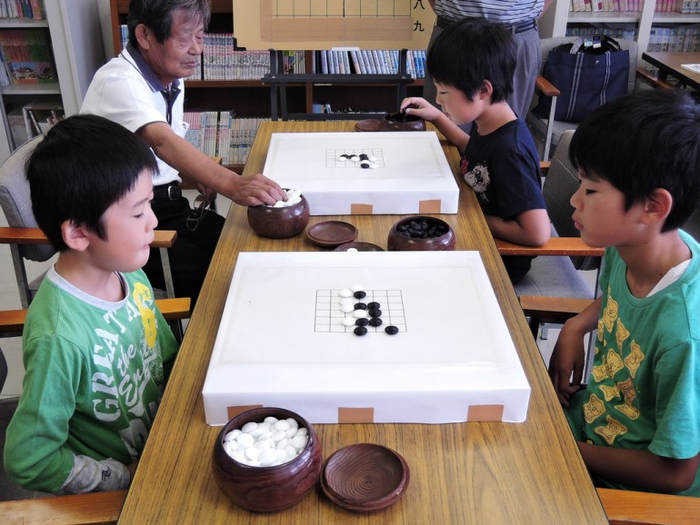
569;89;700;232
426;18;515;103
26;114;159;251
127;0;211;47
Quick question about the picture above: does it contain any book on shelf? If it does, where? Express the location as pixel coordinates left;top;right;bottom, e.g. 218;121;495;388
0;0;44;19
183;110;269;166
6;106;29;149
681;63;700;74
0;29;57;85
22;101;63;138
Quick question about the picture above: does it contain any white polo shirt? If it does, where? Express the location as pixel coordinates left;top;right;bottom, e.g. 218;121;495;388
81;43;187;186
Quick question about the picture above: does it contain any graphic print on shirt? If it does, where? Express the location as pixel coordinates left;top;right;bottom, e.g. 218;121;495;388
90;281;164;459
582;287;647;445
461;157;491;204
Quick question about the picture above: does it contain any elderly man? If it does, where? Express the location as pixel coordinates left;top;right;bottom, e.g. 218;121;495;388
82;0;285;303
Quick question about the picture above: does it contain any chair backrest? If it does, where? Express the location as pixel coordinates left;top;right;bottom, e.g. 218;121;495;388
543;130;599;271
0;136;54;262
683;206;700;241
538;37;639;95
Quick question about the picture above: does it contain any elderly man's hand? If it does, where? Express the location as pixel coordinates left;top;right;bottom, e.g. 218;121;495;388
230;173;287;206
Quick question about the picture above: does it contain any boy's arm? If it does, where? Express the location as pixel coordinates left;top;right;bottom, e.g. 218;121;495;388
548;297;602;407
579;444;700;493
400;97;470;152
486;208;551;246
60;456;132;494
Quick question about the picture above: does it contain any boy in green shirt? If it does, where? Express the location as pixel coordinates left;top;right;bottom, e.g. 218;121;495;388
4;115;179;493
549;90;700;496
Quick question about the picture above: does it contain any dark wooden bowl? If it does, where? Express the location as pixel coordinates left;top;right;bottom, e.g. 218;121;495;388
247;194;310;239
387;216;456;251
321;443;410;512
307;221;358;248
212;407;323;512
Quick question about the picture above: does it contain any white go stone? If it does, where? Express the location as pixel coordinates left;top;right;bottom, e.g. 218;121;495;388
370;163;378;169
245;446;260;461
236;432;254;448
273;420;290;431
292;434;308;450
241;421;257;433
264;416;279;424
369;155;377;162
259;449;277;466
352;309;368;319
347;248;358;252
223;429;241;442
340;304;355;313
339;289;352;298
341;317;355;326
350;284;364;292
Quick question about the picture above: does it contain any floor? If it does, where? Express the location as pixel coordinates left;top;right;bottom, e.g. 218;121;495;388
1;195;596;400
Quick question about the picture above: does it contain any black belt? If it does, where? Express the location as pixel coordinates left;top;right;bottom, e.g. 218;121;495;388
153;182;182;201
436;16;536;34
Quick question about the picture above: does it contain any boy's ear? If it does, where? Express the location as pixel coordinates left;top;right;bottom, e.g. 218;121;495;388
61;220;91;252
642;188;673;226
478;80;493;99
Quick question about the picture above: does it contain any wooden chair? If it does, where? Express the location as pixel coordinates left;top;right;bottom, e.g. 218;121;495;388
598;487;700;525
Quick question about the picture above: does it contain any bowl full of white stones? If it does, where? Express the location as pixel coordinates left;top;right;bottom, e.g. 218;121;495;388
212;407;323;512
247;188;310;239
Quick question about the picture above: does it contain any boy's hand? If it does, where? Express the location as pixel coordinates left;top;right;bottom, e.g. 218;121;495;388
400;97;443;122
548;297;602;407
548;322;586;407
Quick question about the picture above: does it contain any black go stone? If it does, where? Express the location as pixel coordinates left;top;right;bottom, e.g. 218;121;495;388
355;318;369;327
354;326;368;336
368;308;382;318
353;291;366;299
385;325;399;335
354;302;367;310
369;317;383;327
367;302;381;309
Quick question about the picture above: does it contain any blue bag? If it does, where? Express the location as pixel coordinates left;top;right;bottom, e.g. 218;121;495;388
536;36;629;123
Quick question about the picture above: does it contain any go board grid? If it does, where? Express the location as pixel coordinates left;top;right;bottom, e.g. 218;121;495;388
314;289;407;333
326;148;385;168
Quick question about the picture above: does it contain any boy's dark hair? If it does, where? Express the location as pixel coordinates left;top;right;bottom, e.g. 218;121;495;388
128;0;210;47
426;18;515;104
569;89;700;233
26;114;159;251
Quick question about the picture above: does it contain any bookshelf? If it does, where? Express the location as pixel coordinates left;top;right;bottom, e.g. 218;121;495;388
108;0;425;168
0;0;106;163
539;0;700;62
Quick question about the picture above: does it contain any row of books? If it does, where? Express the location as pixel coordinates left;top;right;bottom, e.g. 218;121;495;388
315;49;426;78
182;111;268;166
0;29;56;85
569;0;698;11
566;23;700;51
648;24;700;51
0;0;43;19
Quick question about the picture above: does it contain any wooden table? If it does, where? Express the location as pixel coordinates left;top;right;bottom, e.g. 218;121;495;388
117;121;608;524
642;51;700;91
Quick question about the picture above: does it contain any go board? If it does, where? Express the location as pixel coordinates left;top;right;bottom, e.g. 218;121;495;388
202;251;530;426
262;131;459;215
